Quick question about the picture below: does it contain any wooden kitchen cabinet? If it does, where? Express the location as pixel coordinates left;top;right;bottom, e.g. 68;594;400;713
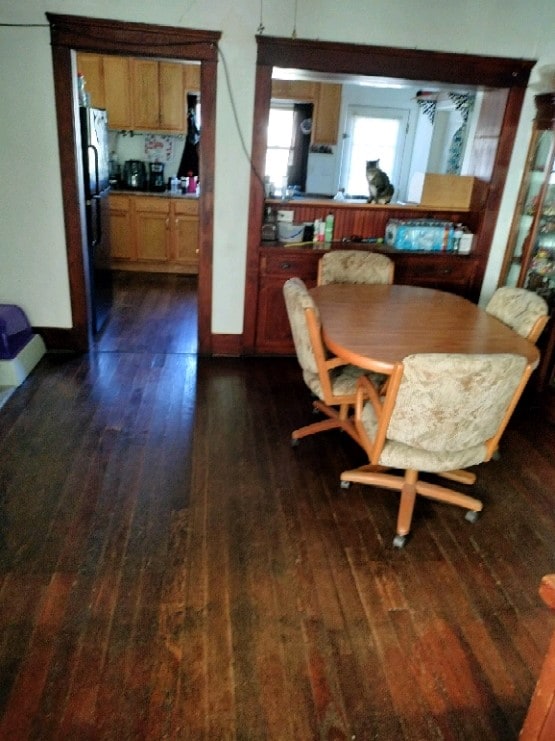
108;194;133;261
134;197;170;262
271;80;342;146
131;59;160;130
77;55;189;132
76;53;104;108
173;199;200;272
108;194;199;273
131;59;187;132
312;83;342;145
103;56;133;129
184;63;201;93
254;243;481;354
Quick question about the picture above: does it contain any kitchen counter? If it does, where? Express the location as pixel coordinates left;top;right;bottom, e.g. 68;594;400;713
110;187;199;200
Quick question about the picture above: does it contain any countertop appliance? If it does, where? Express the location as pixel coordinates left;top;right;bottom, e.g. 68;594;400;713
80;106;112;335
123;159;147;190
149;162;165;192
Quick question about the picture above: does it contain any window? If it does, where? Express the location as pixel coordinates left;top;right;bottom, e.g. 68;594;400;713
340;106;409;197
265;105;295;192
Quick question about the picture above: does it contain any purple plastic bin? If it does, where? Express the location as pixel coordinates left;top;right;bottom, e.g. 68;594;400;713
0;305;33;360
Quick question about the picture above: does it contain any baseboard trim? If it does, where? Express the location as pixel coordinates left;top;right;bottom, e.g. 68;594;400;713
210;333;242;356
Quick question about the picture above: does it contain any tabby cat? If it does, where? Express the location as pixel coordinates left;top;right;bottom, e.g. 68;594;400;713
366;160;394;204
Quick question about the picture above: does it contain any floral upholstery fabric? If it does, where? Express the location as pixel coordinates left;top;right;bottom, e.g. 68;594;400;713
283;277;383;399
486;287;548;340
319;250;393;285
360;353;528;472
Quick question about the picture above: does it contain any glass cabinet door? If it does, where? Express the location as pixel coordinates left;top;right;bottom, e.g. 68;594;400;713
518;128;555;305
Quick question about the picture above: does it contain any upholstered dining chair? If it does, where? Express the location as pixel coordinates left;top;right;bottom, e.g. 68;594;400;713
486;286;549;343
317;250;394;286
283;277;386;445
340;352;534;547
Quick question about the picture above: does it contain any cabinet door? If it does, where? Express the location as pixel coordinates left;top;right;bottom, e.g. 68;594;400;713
108;195;133;261
103;56;132;129
184;63;201;93
131;59;160;130
172;200;199;272
76;53;104;109
255;251;320;353
312;83;342;145
134;197;170;262
271;80;316;101
159;62;185;132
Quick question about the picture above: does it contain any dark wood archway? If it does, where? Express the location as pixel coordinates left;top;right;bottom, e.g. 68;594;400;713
46;13;220;353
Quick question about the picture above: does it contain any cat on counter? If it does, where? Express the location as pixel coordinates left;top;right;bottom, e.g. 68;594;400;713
366;160;394;204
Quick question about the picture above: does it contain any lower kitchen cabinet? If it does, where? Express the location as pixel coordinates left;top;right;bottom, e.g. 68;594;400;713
255;246;480;354
108;194;199;274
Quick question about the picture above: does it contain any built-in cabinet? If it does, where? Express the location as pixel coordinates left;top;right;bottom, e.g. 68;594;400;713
256;244;480;354
108;194;199;273
500;93;555;415
271;80;342;146
254;198;485;354
76;53;200;132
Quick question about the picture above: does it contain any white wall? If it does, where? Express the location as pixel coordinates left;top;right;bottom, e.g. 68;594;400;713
1;0;555;332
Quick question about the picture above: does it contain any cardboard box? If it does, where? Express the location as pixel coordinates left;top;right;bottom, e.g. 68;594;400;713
420;174;488;210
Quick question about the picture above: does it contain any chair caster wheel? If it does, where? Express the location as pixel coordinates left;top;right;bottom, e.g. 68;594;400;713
290;437;299;447
340;480;350;489
465;509;480;523
393;534;407;549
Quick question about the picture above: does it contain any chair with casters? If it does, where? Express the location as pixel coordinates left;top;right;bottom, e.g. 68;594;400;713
340;352;534;548
282;277;386;445
317;250;394;286
486;286;549;343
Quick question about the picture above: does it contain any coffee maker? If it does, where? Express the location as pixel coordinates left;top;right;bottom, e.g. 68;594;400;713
149;162;166;192
123;160;146;190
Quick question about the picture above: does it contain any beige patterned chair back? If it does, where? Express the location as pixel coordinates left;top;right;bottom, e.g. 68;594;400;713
317;250;394;286
486;287;549;342
384;354;528;457
282;277;320;376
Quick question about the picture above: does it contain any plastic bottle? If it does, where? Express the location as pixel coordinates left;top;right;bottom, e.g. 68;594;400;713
77;72;88;107
324;212;335;243
313;219;321;244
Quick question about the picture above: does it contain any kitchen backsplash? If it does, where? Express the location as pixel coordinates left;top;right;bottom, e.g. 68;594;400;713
108;130;186;180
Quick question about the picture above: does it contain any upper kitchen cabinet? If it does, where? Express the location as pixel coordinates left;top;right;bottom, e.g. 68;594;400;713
131;59;160;130
312;83;342;145
103;57;133;129
76;54;193;133
271;79;342;146
132;59;187;132
76;53;104;108
184;63;201;94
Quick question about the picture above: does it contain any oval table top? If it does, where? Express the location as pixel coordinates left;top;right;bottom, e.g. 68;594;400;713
310;284;540;374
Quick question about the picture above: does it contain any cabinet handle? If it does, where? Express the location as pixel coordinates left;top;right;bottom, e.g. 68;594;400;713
280;262;292;270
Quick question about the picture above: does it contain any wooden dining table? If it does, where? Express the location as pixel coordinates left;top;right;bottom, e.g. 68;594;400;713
310;283;540;374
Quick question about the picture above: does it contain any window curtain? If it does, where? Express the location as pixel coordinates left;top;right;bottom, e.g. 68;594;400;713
287;103;313;191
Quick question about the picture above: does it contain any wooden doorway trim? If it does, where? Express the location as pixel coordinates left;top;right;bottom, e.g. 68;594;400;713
46;13;220;353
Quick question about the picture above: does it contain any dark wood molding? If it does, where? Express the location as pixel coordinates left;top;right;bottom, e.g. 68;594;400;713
45;13;220;353
33;326;86;353
255;35;535;88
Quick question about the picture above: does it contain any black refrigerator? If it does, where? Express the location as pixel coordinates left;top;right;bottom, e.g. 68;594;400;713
80;106;112;335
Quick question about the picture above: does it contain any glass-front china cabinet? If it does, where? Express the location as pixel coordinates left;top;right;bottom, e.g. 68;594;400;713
501;92;555;416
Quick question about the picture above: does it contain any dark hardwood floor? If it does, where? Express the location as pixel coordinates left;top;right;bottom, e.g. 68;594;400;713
0;272;554;740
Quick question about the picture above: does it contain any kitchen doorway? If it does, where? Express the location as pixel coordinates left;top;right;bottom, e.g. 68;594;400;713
47;13;219;354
